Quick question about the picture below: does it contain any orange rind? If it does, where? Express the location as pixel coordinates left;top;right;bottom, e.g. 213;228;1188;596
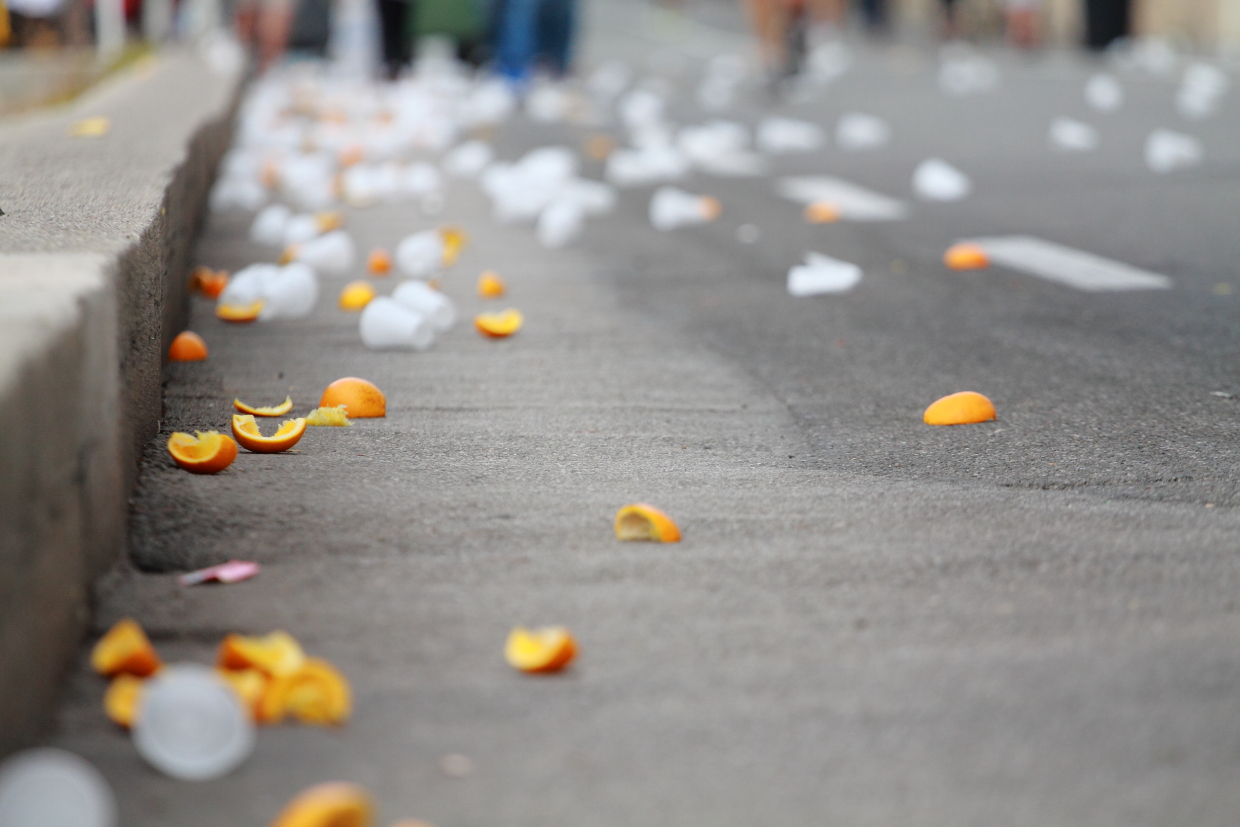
320;378;386;418
700;197;722;221
92;618;162;677
217;301;264;323
440;226;468;265
505;626;577;673
804;201;841;224
168;331;209;362
315;211;344;233
923;391;997;426
218;630;307;677
367;248;392;276
167;431;238;474
217;667;269;722
260;658;352;725
477;271;506;299
339;144;366;167
235;396;294;417
270;782;373;827
944;243;990;270
189;266;229;299
585;134;616;160
339;281;376;311
279;245;298;266
614;503;681;542
103;674;145;729
305;405;351;427
475;309;523;339
232;414;307;453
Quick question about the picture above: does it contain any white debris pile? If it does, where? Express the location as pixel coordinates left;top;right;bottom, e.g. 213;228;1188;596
1145;129;1203;173
938;46;999;96
1048;118;1099;152
835;113;890;152
217;263;319;321
787;253;863;296
756;117;825;154
912;158;971;202
1176;62;1229;120
649;187;721;232
1085;73;1123;112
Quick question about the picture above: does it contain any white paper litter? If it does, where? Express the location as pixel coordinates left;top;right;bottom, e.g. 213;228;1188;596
912;159;971;202
787;252;862;296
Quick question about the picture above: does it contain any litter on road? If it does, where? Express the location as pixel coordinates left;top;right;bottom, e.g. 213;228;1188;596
787;252;863;296
962;236;1173;291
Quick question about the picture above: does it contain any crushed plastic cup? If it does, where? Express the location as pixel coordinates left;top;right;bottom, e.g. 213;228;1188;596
557;178;616;217
249;204;292;246
403;162;443;197
1145;129;1203;173
295;230;355;276
1049;117;1099;152
787;252;863;296
258;263;318;321
808;40;852;84
442;140;494;178
217;263;278;308
527;84;574;122
538;199;586;249
283;213;322;246
835;112;890;152
360;297;435;350
1177;62;1229;120
0;748;117;827
756;117;825;154
605;144;690;187
1085;73;1123;112
211;176;267;213
392;280;456;331
396;231;446;278
912;158;971;202
588;60;632;101
678;120;749;163
132;664;255;781
938;50;999;96
649;187;720;231
618;88;664;133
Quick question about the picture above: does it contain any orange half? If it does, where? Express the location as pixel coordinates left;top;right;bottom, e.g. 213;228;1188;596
189;266;229;299
320;377;385;418
232;414;307;453
167;431;238;474
804;201;841;224
270;782;373;827
614;503;681;542
260;658;352;725
103;674;145;729
168;331;208;362
505;626;577;673
216;301;263;323
234;396;294;417
944;243;990;270
339;281;375;311
475;309;523;339
923;391;997;425
217;630;306;677
477;271;506;298
91;618;162;677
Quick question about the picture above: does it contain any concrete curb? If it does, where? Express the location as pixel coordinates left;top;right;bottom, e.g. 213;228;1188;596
0;48;242;757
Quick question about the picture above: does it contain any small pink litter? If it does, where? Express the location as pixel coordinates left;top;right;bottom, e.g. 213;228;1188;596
177;561;261;586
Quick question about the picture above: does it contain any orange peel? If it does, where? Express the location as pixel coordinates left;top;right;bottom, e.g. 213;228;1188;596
923;391;997;425
189;266;229;299
270;782;373;827
234;396;294;417
475;309;523;339
339;281;376;311
367;248;392;276
614;503;681;542
804;201;841;224
440;226;468;265
320;378;385;418
232;414;307;453
504;626;577;673
168;331;208;362
699;196;722;221
217;667;269;722
477;271;506;298
91;618;162;677
944;243;990;270
585;134;616;160
103;674;145;728
217;301;264;323
315;211;344;233
167;431;238;474
260;658;352;725
218;631;306;677
305;405;351;427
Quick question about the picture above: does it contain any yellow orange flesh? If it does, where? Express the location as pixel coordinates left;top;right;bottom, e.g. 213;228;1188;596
217;668;269;722
232;415;307;453
944;243;990;270
339;281;375;311
234;396;294;417
168;331;208;362
260;658;352;725
474;309;523;339
504;627;577;673
614;503;681;542
367;248;392;275
217;301;264;323
923;391;997;425
104;674;145;728
217;631;306;677
167;431;238;474
270;782;373;827
320;378;386;418
477;271;506;298
91;618;162;677
305;405;351;427
804;201;841;223
440;227;468;265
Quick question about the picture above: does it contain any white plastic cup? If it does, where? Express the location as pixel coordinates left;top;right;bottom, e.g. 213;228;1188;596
295;230;355;276
538;199;585;249
360;297;435;350
0;748;117;827
259;263;319;321
391;280;456;331
249;204;291;246
131;665;254;782
282;213;321;246
395;231;444;278
649;187;719;231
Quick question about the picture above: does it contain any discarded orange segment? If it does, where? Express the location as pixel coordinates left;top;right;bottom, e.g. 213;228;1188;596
91;618;162;677
168;331;208;362
167;431;238;474
923;391;997;425
217;301;264;323
700;196;722;221
189;266;229;299
475;309;523;339
270;782;373;827
320;378;385;418
367;248;392;276
804;201;841;224
585;134;616;160
218;631;306;677
505;627;577;673
315;211;344;233
232;415;307;453
944;243;990;270
261;658;352;725
234;396;293;417
305;405;351;427
339;281;376;311
103;674;145;729
477;271;506;298
217;667;269;722
614;503;681;542
440;226;468;265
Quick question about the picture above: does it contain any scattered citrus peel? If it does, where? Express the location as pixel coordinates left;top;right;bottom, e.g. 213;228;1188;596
168;331;208;362
339;281;375;310
232;415;307;453
260;658;352;725
367;248;392;276
504;626;577;673
923;391;997;425
216;667;268;722
217;301;264;323
614;503;681;542
103;674;145;729
440;226;468;265
320;378;385;418
68;116;110;137
217;630;306;677
234;396;294;417
804;201;841;223
944;243;990;270
270;782;373;827
91;618;162;677
475;309;523;338
167;431;238;474
477;271;506;298
189;266;229;298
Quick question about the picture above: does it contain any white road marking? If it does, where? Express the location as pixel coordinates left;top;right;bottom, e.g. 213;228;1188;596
776;176;908;221
966;236;1172;292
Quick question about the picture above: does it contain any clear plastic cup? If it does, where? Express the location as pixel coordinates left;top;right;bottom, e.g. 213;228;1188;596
282;213;321;246
395;231;444;278
131;664;254;781
392;281;456;331
249;204;291;246
360;297;435;350
296;231;355;276
0;748;117;827
538;199;585;249
259;263;318;321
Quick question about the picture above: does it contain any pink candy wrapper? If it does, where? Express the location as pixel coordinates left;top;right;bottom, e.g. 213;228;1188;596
177;560;261;586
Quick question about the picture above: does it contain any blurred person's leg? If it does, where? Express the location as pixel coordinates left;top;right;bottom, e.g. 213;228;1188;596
743;0;785;74
858;0;886;33
375;0;414;78
495;0;537;82
236;0;296;71
1005;0;1039;48
1083;0;1128;49
806;0;845;27
939;0;959;38
534;0;572;75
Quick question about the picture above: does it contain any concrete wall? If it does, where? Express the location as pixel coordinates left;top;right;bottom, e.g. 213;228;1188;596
0;49;241;757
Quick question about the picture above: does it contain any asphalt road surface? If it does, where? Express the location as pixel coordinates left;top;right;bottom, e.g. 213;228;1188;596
49;3;1240;825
